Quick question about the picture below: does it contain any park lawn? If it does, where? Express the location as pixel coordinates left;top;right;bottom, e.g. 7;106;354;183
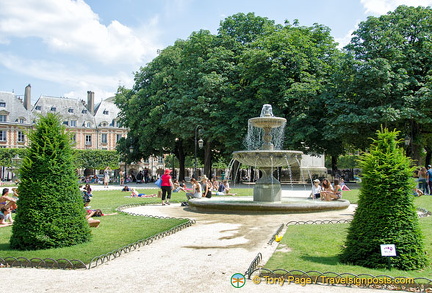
265;189;432;279
0;186;249;265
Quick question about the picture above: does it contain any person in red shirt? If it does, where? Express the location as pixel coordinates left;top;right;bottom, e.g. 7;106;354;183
160;169;174;205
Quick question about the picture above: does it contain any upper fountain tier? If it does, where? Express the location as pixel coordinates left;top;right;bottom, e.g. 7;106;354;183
232;104;303;168
249;116;286;129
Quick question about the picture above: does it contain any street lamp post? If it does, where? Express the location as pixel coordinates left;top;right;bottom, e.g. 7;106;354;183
194;126;204;179
125;145;134;182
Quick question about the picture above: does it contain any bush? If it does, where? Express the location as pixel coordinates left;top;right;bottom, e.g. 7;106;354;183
340;128;427;270
10;113;91;250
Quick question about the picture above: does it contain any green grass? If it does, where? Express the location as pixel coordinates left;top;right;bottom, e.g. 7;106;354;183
0;187;189;264
265;189;432;279
0;186;249;264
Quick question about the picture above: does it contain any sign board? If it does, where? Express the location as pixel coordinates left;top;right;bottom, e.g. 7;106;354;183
380;244;397;257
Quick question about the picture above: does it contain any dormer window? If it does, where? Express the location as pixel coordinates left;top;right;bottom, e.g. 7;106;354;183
35;106;41;110
51;107;56;112
0;115;7;122
103;110;109;115
0;102;6;107
68;108;74;113
82;109;87;114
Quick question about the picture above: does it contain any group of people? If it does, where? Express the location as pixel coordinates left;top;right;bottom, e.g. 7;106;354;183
309;178;344;201
415;165;432;196
155;169;235;206
0;187;18;226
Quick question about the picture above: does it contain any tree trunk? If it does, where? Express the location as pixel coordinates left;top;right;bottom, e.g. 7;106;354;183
175;140;186;181
331;155;338;177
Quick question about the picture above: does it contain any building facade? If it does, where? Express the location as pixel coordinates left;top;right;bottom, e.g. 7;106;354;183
0;85;165;180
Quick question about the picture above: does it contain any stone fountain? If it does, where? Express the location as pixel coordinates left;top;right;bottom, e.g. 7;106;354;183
187;104;350;213
232;104;302;202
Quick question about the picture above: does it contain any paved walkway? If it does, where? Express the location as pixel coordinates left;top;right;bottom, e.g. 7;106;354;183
1;186;403;293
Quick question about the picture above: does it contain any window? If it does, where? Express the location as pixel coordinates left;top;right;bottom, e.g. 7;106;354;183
19;118;25;124
86;122;91;128
101;133;107;144
85;135;92;145
68;108;74;113
17;131;25;143
0;130;6;142
103;110;109;115
50;107;56;112
71;134;76;142
70;120;77;127
0;115;7;122
82;109;87;114
0;102;5;107
35;106;41;110
116;134;122;142
63;121;69;125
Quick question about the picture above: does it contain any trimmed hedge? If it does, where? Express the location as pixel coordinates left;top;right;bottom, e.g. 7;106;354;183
10;113;91;250
340;129;427;270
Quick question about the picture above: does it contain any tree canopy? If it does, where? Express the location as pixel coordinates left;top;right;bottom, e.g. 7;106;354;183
115;13;342;178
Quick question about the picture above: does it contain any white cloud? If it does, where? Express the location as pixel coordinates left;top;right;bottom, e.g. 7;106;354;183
0;0;161;65
0;52;133;101
360;0;432;15
335;29;356;49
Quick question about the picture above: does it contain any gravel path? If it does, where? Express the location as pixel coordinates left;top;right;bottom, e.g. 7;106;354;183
0;187;406;293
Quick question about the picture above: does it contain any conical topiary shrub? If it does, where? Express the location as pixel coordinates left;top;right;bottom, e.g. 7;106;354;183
10;113;91;250
340;128;427;270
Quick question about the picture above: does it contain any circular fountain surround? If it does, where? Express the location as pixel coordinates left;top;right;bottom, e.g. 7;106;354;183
188;104;350;213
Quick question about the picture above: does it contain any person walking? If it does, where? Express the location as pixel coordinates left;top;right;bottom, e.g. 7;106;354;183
103;166;111;188
161;169;174;205
427;165;432;195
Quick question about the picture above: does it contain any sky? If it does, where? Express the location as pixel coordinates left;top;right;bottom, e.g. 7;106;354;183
1;0;432;104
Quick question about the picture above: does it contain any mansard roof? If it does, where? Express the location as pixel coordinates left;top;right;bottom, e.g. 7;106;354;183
0;91;33;125
94;96;123;128
32;95;96;128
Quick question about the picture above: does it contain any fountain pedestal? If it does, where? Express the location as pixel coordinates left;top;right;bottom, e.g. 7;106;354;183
254;167;281;202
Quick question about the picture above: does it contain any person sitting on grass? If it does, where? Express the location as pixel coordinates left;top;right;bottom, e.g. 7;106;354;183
121;185;130;192
216;180;237;196
0;206;13;227
0;188;17;211
173;179;186;192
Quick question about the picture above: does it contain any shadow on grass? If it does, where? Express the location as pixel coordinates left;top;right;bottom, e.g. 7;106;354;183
300;255;340;266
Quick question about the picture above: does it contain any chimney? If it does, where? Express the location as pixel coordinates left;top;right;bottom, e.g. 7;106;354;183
87;91;95;115
24;84;31;110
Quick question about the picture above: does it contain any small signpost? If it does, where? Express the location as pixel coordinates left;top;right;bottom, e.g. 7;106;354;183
380;244;397;270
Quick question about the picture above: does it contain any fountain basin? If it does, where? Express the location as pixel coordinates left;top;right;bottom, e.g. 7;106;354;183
187;197;351;214
232;150;303;168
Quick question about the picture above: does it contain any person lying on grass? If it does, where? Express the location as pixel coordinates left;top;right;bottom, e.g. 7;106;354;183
129;187;157;198
85;208;118;228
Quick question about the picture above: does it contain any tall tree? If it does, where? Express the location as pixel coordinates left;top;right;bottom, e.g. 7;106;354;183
10;113;90;250
340;129;426;270
332;5;432;162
